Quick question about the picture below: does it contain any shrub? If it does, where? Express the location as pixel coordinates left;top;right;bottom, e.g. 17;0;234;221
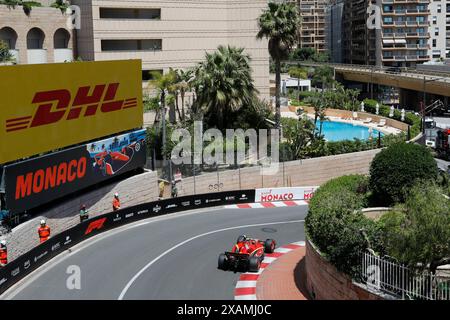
369;143;438;205
306;175;383;276
379;182;450;272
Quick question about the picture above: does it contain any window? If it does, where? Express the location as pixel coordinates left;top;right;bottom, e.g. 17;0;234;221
438;5;442;13
435;27;439;36
101;39;162;51
433;39;437;47
99;8;161;20
433;16;437;24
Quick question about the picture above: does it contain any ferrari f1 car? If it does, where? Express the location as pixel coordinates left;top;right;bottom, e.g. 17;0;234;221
218;235;276;272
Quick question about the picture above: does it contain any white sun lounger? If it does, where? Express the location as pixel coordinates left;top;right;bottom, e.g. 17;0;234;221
377;118;386;127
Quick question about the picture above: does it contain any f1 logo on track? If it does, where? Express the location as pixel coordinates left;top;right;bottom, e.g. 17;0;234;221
5;83;138;133
84;217;107;235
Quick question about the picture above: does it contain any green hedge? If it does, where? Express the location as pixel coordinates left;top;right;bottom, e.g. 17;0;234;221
369;143;438;205
305;175;383;276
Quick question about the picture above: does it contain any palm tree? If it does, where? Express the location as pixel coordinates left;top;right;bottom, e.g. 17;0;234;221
176;69;193;122
149;68;177;125
193;45;257;130
257;2;300;129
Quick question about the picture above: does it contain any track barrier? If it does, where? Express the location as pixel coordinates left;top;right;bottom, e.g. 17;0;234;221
0;189;255;294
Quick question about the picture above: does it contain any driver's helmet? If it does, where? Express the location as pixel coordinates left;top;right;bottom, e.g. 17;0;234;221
237;235;247;243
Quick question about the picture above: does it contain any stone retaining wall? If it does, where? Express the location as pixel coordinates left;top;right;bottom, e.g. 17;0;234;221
305;240;384;300
176;149;381;196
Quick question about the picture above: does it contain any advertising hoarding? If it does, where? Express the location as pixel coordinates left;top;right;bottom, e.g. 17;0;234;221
0;60;143;164
3;129;147;214
255;187;318;202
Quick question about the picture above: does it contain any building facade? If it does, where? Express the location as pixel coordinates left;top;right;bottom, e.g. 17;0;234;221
339;0;432;67
71;0;270;99
0;1;73;64
326;0;344;62
288;0;327;52
342;0;376;65
428;0;449;60
377;0;431;67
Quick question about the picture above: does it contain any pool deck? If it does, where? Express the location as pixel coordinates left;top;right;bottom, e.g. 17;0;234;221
280;110;402;136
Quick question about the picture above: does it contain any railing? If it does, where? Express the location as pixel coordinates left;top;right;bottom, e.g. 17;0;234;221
360;251;450;300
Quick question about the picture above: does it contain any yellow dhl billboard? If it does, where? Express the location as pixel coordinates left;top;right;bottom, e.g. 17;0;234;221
0;60;143;165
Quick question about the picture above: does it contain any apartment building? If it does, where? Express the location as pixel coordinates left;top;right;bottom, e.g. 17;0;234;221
339;0;432;67
288;0;327;52
342;0;377;65
0;0;74;64
325;0;344;62
428;0;450;60
71;0;270;99
377;0;431;67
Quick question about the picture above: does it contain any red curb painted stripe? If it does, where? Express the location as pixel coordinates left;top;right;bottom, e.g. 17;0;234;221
283;201;297;206
237;204;252;209
233;241;306;300
265;252;283;258
283;244;302;250
235;287;256;296
261;202;276;208
239;274;260;281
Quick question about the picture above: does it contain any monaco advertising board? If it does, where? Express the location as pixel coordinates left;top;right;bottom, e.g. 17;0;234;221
255;187;318;202
0;60;143;165
3;129;147;214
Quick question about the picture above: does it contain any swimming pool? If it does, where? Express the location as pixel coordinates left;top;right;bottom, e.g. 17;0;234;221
316;121;383;142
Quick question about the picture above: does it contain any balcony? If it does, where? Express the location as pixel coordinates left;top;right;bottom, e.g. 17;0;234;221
27;49;47;64
54;48;73;63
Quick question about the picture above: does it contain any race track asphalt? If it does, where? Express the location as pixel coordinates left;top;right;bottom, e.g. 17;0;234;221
5;205;308;300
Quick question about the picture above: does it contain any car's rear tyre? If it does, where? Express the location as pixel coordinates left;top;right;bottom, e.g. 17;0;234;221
248;256;261;272
237;235;246;243
264;239;276;253
218;253;228;270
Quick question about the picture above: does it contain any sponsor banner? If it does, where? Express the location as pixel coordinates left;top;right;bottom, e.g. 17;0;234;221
4;129;146;214
255;187;318;202
0;60;143;164
0;189;255;295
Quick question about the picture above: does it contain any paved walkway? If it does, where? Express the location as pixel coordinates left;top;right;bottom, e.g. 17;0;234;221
256;246;311;300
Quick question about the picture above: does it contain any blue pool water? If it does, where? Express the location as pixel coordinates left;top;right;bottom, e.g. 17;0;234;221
316;121;383;142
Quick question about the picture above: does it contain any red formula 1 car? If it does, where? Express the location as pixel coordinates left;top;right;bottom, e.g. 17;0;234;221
218;235;276;272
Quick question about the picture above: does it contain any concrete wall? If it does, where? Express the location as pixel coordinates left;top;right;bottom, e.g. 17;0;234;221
305;240;384;300
176;149;381;196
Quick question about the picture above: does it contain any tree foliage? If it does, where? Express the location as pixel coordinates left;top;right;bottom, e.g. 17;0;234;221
379;183;450;272
191;45;258;131
0;40;13;63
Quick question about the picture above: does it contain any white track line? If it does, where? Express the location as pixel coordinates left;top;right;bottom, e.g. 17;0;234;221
117;219;304;300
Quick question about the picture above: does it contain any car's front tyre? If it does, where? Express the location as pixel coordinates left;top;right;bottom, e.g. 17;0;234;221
264;239;276;253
